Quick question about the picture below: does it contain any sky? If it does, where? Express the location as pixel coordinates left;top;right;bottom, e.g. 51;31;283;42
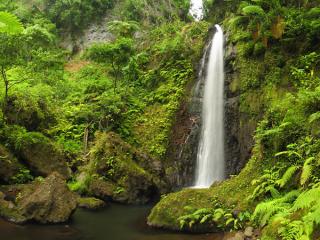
189;0;204;21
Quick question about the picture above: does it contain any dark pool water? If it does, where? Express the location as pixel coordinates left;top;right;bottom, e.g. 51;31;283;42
0;204;226;240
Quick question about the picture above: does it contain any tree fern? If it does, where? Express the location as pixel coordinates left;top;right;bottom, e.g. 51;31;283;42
0;11;23;34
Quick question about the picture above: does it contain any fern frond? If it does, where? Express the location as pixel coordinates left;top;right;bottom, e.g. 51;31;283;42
242;5;265;16
275;150;302;159
228;16;246;29
308;112;320;123
300;157;315;186
0;11;23;34
292;187;320;211
253;190;300;227
303;202;320;226
276;166;300;188
266;185;280;198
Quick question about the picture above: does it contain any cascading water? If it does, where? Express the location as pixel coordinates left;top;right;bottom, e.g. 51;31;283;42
194;25;225;188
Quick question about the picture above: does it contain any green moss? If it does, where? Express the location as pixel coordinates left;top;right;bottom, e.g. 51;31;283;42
148;144;266;230
78;197;106;210
0;194;26;223
229;77;240;93
75;132;159;203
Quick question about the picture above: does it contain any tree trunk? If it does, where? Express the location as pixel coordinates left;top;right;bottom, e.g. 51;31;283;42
1;66;8;122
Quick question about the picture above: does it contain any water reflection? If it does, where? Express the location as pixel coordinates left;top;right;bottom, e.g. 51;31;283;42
0;204;225;240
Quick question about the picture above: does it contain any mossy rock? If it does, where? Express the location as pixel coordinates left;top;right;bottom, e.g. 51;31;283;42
148;146;265;231
0;145;24;183
17;172;78;224
0;191;26;224
78;197;106;210
88;178;115;201
5;94;55;132
18;132;71;179
86;132;160;204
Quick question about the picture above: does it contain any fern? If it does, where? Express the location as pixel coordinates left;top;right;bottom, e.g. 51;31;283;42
303;205;320;226
278;220;306;240
0;11;23;34
300;157;315;186
275;150;302;159
252;190;300;227
242;5;265;16
228;16;246;29
308;112;320;123
276;166;300;188
292;187;320;211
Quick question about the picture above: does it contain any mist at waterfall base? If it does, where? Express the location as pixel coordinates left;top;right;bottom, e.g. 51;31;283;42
194;25;225;188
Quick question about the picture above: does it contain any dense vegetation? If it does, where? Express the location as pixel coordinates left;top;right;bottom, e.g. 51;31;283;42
0;0;320;239
0;0;206;202
149;1;320;240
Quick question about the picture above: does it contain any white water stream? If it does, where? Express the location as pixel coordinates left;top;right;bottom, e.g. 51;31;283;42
194;25;225;188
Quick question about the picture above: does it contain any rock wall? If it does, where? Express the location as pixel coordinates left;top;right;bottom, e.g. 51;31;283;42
165;26;257;188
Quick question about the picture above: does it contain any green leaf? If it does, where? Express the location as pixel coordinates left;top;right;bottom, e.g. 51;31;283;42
300;157;315;186
242;5;265;16
276;166;300;188
0;11;23;34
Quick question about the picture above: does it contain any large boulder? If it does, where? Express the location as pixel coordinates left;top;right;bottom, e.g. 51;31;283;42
0;145;24;183
81;132;160;204
17;172;78;223
18;132;71;179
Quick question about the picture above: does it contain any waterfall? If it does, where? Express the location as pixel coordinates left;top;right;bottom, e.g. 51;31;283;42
194;25;225;188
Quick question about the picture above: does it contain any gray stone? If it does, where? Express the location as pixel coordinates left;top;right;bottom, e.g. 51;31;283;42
18;172;78;223
234;232;245;240
244;226;254;237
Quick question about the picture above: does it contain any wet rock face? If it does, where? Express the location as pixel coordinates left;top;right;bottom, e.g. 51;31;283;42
18;172;78;223
224;40;256;176
166;28;255;187
224;41;242;176
164;36;211;189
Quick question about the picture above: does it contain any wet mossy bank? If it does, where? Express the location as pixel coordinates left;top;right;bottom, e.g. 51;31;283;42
147;145;264;231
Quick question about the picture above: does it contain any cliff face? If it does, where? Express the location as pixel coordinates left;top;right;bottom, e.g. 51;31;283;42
165;26;257;188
